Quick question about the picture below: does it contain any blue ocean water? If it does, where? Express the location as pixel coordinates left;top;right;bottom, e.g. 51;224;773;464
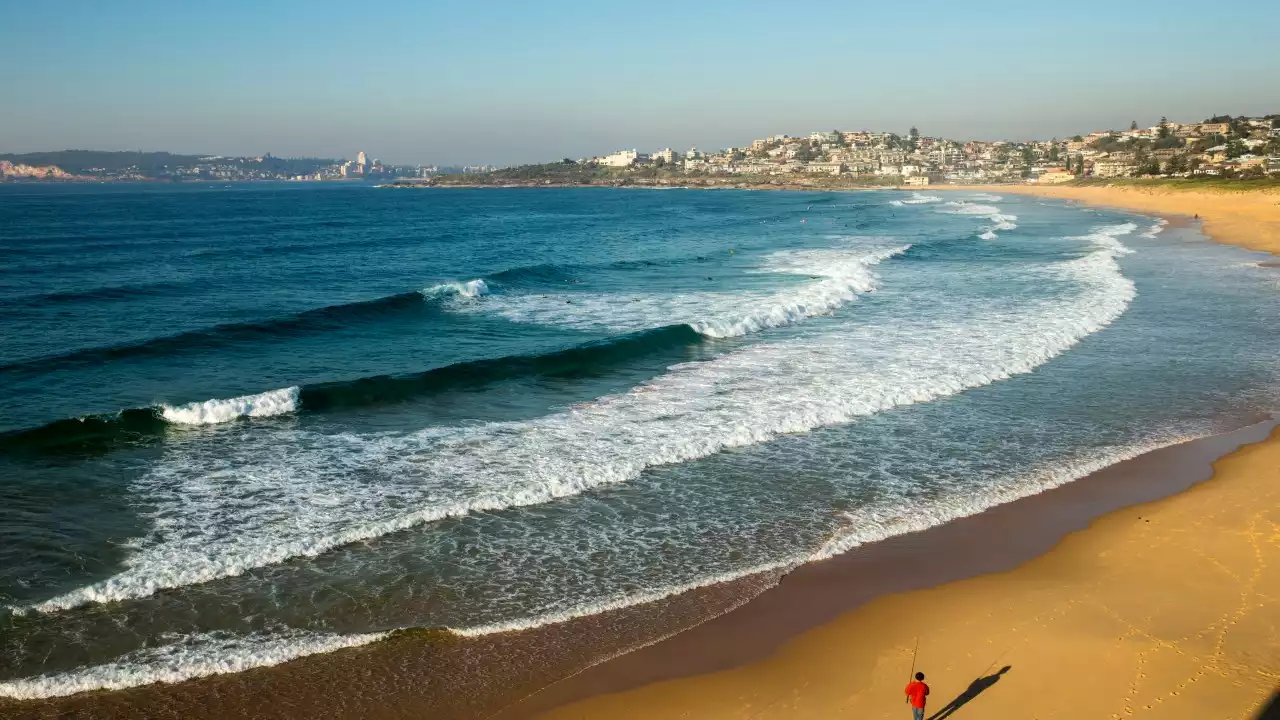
0;184;1277;697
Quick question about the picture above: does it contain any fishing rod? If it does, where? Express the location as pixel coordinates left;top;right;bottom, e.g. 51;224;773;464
907;636;919;703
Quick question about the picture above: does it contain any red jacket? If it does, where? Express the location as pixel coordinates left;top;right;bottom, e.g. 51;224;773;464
905;680;930;709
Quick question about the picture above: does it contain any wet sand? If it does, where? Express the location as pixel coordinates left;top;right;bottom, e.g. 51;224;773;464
5;184;1278;719
6;422;1272;720
535;421;1280;719
517;420;1280;719
523;184;1280;719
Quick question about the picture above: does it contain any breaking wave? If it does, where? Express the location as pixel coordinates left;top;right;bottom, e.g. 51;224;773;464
453;243;908;338
160;387;300;425
420;278;488;298
890;192;942;206
0;326;706;454
1;432;1185;699
14;225;1138;616
942;200;1019;238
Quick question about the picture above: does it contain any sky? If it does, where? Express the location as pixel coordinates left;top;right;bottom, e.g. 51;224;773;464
2;0;1278;166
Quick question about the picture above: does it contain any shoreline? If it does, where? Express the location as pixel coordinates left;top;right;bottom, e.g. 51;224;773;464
2;420;1271;720
518;184;1280;719
2;186;1277;718
946;183;1280;256
508;418;1278;719
535;420;1280;719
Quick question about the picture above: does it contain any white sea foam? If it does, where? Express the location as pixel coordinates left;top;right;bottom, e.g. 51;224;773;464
692;245;907;337
900;192;942;205
813;434;1189;560
968;193;1004;202
456;243;907;338
421;278;488;298
1140;219;1168;238
451;560;792;637
941;200;1018;237
3;223;1150;696
6;431;1185;698
17;225;1138;616
0;629;386;700
160;387;300;425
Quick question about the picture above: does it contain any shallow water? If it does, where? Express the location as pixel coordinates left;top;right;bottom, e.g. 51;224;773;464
1;184;1277;698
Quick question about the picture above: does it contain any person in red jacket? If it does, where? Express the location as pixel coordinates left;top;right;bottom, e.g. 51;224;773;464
905;671;930;720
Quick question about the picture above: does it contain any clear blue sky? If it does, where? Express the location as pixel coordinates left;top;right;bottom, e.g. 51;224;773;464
2;0;1277;165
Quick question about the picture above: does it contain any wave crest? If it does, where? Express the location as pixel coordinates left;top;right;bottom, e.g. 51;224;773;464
160;387;300;425
421;279;488;299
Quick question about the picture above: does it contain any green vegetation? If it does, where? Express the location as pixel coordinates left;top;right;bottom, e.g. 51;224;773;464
0;150;205;174
0;150;341;179
420;160;905;190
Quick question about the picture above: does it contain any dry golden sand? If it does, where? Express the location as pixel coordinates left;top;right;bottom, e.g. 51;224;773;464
541;428;1280;720
540;187;1280;720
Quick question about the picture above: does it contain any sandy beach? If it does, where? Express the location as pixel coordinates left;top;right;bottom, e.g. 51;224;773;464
529;186;1280;720
2;184;1277;720
539;424;1280;720
970;184;1280;256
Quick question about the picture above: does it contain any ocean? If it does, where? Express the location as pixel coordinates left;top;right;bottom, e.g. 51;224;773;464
1;183;1278;704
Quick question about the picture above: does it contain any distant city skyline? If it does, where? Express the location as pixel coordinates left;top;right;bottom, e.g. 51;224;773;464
3;0;1278;166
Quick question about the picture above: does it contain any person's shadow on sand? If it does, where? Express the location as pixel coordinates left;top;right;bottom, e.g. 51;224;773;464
928;665;1011;719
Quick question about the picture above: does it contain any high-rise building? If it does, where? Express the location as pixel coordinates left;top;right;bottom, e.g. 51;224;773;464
356;151;367;167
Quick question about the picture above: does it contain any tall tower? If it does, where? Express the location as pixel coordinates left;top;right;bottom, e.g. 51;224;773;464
356;151;367;167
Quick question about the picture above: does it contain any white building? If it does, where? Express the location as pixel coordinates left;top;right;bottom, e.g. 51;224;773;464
652;148;679;164
804;161;846;175
356;151;367;167
598;149;639;167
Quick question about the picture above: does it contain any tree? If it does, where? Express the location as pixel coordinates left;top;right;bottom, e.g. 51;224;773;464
1225;140;1247;159
1158;117;1170;139
1072;134;1083;142
1048;145;1061;161
1130;120;1139;131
